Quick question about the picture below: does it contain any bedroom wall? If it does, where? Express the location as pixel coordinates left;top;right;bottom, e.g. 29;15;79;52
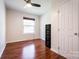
0;0;6;58
40;0;79;59
40;12;51;40
6;8;40;43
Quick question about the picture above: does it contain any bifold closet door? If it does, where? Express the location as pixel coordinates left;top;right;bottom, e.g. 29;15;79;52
72;0;79;58
58;0;79;59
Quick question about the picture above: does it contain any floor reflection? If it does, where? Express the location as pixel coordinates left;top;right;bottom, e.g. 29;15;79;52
22;44;35;59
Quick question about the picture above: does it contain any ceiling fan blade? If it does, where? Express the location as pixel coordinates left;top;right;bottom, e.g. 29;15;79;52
31;3;41;7
24;0;31;3
28;0;31;3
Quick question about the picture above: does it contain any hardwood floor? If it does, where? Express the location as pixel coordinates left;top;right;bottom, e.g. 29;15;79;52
1;39;66;59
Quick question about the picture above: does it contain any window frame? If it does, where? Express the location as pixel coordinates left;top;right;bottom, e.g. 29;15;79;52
23;17;35;34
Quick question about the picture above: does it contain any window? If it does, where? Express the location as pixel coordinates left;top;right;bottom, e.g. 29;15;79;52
23;19;35;34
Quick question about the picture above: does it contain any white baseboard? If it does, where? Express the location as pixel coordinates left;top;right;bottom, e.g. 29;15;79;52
0;45;6;58
7;38;41;43
51;48;79;59
51;48;59;53
62;53;79;59
58;51;79;59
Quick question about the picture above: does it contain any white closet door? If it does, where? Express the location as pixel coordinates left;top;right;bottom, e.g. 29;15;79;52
72;0;79;58
58;0;79;59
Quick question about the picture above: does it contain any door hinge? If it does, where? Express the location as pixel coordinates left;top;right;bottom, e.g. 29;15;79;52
58;10;60;14
58;46;60;50
58;28;60;31
78;33;79;37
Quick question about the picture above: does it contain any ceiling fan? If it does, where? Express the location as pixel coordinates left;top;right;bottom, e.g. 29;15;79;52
24;0;41;7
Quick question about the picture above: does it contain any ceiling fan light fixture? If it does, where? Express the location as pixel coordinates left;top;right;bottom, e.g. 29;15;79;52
24;3;32;8
24;0;41;8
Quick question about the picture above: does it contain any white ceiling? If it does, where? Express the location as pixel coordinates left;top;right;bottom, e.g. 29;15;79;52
5;0;69;16
5;0;53;16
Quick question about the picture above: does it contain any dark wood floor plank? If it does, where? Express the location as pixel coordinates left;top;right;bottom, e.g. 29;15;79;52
1;39;66;59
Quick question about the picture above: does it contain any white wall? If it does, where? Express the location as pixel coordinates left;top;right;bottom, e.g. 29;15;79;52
40;0;79;59
40;10;59;52
40;12;52;40
0;0;6;58
40;0;71;51
40;0;69;41
6;9;40;43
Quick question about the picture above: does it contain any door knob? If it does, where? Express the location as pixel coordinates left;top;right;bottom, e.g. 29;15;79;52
74;33;78;36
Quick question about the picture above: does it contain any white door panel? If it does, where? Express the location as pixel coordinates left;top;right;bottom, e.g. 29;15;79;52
58;0;79;59
72;0;79;53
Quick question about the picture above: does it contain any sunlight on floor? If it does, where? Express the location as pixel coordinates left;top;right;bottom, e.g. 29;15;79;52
22;44;35;59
